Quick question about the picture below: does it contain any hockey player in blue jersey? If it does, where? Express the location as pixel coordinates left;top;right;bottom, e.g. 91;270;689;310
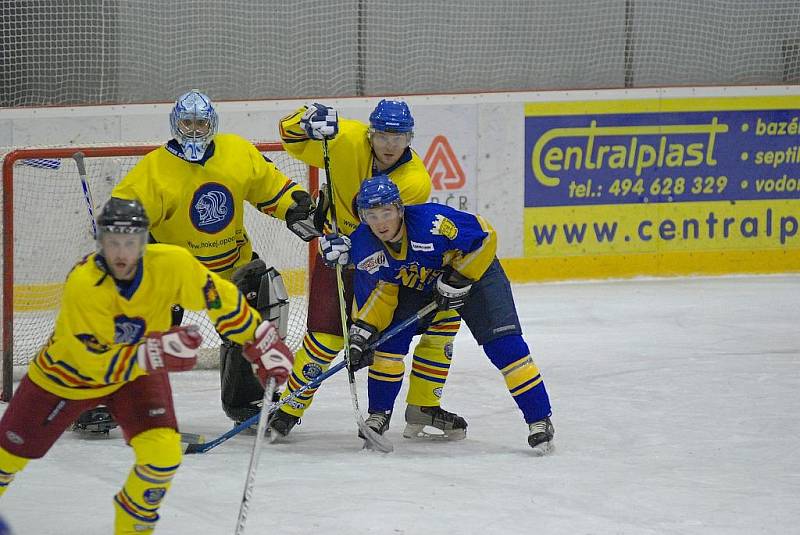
319;174;554;453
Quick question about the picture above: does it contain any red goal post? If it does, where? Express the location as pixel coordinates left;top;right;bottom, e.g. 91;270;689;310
1;143;318;402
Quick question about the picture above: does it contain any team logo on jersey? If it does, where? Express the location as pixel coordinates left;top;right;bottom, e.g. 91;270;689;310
75;333;110;354
191;182;234;234
410;240;434;252
114;316;146;344
356;250;389;274
433;387;443;399
302;363;323;380
431;214;458;240
203;275;221;309
143;487;166;505
396;263;441;291
444;342;453;360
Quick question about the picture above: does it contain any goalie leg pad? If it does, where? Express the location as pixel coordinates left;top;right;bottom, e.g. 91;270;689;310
220;340;267;421
232;259;290;340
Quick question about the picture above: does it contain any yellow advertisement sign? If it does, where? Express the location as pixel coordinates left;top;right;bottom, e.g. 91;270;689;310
523;95;800;277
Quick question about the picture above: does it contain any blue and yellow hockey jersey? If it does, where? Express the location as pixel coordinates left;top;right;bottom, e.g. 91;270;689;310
349;203;497;331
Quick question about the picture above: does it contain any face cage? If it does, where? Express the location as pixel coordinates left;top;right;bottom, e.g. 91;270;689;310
170;110;218;161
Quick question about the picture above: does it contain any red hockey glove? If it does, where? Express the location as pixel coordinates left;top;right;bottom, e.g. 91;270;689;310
137;325;203;373
243;321;294;387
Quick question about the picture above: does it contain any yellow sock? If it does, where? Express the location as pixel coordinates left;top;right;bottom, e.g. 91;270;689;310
0;447;30;496
406;311;460;407
113;428;181;535
279;331;342;417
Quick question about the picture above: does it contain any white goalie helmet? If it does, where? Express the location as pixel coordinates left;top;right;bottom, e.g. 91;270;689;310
170;89;218;161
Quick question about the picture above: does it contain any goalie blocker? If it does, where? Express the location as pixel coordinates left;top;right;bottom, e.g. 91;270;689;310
220;260;291;424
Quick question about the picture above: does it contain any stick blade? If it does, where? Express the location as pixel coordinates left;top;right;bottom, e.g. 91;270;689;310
180;433;207;454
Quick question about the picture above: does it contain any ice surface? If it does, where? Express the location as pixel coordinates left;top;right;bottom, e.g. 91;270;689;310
2;275;799;534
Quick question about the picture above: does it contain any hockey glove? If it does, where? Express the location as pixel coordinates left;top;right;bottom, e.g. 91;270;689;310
137;325;203;373
300;103;339;140
285;190;323;242
435;271;473;311
348;321;378;371
319;233;352;267
243;321;294;387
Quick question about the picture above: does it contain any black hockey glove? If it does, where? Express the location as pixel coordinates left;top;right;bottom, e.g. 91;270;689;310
435;271;473;311
348;321;378;371
285;190;323;242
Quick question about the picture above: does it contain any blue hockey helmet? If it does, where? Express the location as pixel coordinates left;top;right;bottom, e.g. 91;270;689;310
369;99;414;133
170;89;218;161
356;174;404;221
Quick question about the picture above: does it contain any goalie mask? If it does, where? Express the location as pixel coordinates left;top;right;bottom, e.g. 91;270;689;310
170;89;219;162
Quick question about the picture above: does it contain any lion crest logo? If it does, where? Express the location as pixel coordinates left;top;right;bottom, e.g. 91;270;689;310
191;183;234;233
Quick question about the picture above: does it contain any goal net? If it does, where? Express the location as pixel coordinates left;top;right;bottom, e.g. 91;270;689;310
3;0;799;107
0;143;317;401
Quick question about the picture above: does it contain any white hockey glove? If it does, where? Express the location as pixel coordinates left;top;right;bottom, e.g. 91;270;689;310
243;321;294;387
137;325;203;373
348;321;378;371
300;103;339;140
319;233;351;267
435;272;473;311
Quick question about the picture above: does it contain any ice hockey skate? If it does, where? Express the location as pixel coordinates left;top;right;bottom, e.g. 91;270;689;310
359;410;392;440
266;408;300;442
402;404;468;441
528;417;554;456
72;406;118;436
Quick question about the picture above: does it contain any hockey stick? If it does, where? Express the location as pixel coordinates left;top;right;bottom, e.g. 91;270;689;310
234;376;277;535
321;138;394;453
181;301;437;454
72;152;98;239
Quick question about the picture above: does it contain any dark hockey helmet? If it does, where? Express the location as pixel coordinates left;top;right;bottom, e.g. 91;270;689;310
369;99;414;133
97;197;150;233
356;174;404;221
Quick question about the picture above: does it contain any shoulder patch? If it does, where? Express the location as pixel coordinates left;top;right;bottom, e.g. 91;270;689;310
431;214;459;240
204;275;222;309
356;250;389;274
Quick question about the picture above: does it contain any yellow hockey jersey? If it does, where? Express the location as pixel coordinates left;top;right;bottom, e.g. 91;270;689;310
279;106;431;235
28;244;262;400
113;133;304;280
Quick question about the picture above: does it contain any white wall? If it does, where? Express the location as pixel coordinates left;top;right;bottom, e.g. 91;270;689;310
3;86;799;259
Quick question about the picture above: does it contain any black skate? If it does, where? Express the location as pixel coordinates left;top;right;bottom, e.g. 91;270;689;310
528;417;555;456
72;406;118;436
267;409;300;442
403;404;467;441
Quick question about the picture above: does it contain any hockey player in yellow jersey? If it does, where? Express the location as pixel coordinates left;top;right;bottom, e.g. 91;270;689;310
0;199;294;534
271;99;467;440
74;90;322;431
